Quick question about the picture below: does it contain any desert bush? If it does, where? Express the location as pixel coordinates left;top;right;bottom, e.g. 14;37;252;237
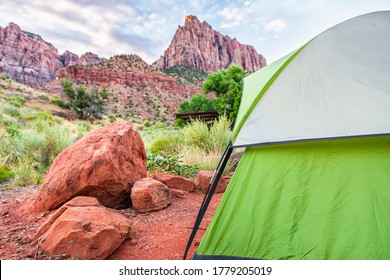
0;119;73;187
146;152;198;178
2;104;21;118
7;95;26;107
145;116;232;173
181;120;210;151
0;166;12;183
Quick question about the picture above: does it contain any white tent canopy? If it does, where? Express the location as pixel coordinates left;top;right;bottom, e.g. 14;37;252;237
232;11;390;147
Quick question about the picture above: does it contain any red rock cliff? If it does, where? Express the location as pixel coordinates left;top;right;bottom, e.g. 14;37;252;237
0;23;63;87
154;15;267;73
0;23;105;87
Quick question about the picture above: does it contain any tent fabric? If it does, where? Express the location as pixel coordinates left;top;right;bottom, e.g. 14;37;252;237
193;11;390;260
196;136;390;259
232;11;390;147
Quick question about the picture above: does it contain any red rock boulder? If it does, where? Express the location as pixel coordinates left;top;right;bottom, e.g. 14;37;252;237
153;173;195;192
196;170;227;194
34;196;131;260
130;178;170;213
34;121;147;212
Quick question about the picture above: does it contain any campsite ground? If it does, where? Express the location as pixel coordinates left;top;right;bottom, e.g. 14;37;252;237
0;185;222;260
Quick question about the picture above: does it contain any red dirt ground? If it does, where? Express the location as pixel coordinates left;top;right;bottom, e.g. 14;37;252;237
0;185;223;260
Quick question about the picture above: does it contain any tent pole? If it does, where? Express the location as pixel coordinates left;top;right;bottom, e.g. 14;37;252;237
183;143;233;260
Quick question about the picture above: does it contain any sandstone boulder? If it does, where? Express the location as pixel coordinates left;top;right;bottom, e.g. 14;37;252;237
131;178;170;213
196;170;228;194
153;173;195;192
34;121;147;212
34;196;131;260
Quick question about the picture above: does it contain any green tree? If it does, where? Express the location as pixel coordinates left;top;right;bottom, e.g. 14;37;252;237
60;79;108;120
203;65;244;125
179;93;214;113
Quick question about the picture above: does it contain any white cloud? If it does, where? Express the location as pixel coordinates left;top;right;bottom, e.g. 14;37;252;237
264;18;287;32
217;2;253;29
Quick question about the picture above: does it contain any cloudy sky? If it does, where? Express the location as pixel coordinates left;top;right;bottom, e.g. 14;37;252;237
0;0;389;64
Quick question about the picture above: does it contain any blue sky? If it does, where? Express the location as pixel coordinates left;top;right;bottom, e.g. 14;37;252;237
0;0;389;64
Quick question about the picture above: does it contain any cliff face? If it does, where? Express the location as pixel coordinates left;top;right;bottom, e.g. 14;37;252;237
0;23;64;87
154;15;267;73
52;55;200;123
0;23;105;87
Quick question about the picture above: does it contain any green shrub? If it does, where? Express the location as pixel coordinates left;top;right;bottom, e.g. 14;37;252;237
7;95;26;107
150;133;182;155
181;120;210;151
2;105;21;118
209;115;231;151
10;160;43;187
146;152;198;178
39;94;50;101
143;120;153;127
50;94;70;108
0;166;12;183
60;79;107;120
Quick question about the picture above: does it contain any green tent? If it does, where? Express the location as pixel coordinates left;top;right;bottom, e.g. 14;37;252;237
186;11;390;260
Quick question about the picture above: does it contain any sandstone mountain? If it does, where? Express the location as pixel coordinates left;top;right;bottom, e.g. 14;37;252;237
51;54;200;122
0;23;104;87
154;15;267;73
60;50;106;67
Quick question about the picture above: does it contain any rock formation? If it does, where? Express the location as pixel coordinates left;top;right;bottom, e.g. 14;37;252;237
153;173;195;192
131;178;171;213
196;170;227;194
154;15;267;73
0;23;63;87
34;121;147;212
34;196;131;260
54;54;200;123
0;23;105;87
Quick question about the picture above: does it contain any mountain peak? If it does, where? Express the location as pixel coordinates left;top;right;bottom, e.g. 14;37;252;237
154;16;266;73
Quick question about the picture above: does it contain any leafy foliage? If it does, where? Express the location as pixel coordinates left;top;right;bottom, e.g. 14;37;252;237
203;65;245;125
177;65;245;125
146;152;198;178
0;166;12;183
178;93;214;113
61;78;108;120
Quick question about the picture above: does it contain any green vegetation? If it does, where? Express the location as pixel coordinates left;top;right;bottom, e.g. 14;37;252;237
178;93;214;113
178;65;246;126
0;166;12;183
61;78;108;120
0;69;236;188
203;65;245;125
144;116;232;176
164;66;207;86
0;75;104;188
146;152;198;178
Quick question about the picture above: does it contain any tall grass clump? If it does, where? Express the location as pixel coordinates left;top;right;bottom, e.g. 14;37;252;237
145;116;232;177
0;118;73;187
180;116;231;171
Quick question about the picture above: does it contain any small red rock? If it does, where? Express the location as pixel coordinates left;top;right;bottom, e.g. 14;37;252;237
196;170;227;194
153;173;195;192
131;178;170;213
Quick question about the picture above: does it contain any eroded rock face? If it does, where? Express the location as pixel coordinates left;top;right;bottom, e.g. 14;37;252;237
153;173;195;192
0;23;63;87
0;23;105;87
196;170;227;194
131;178;171;213
34;196;131;260
154;15;267;73
34;121;147;212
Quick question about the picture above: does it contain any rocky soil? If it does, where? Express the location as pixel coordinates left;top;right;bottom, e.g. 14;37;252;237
0;185;222;260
